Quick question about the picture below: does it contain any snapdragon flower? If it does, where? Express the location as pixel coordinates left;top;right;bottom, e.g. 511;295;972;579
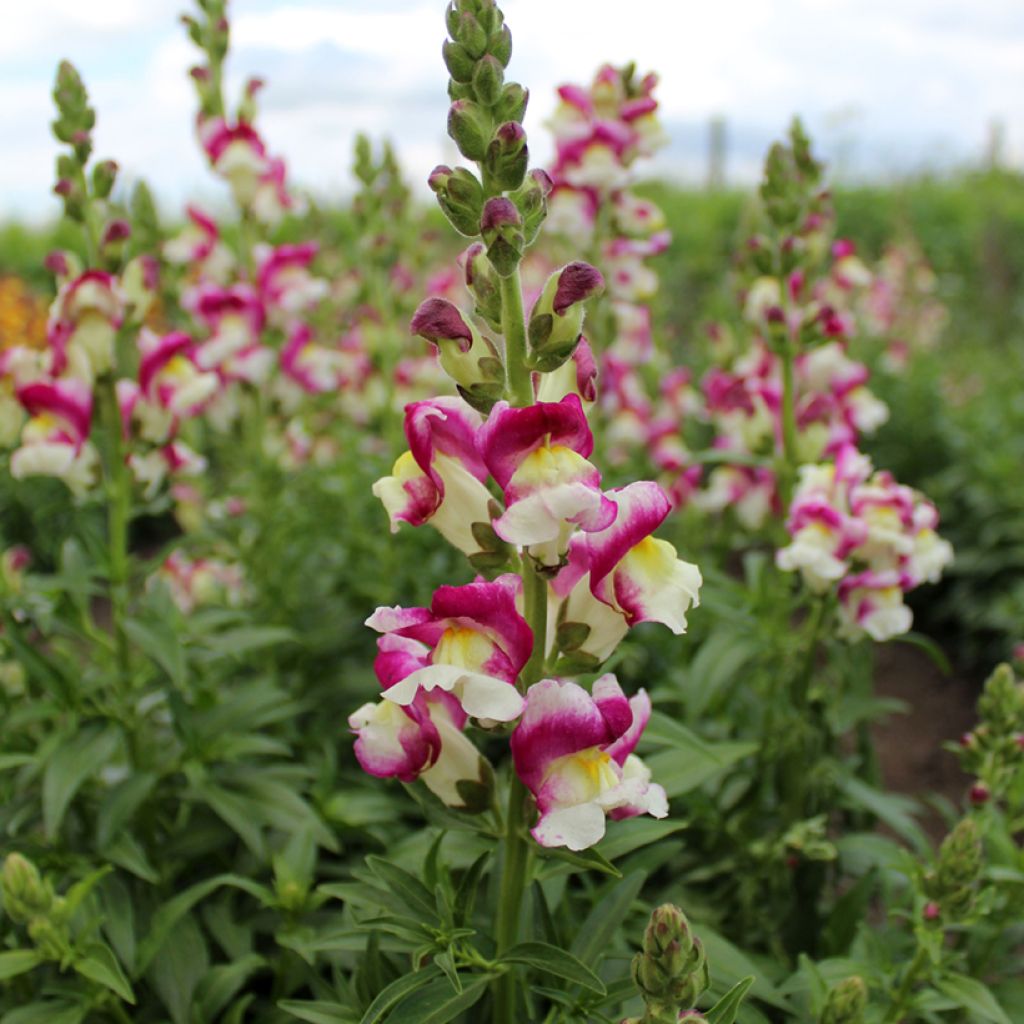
366;575;532;723
510;675;666;850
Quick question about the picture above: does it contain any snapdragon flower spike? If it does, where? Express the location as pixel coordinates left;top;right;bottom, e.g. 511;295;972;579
280;323;347;395
557;480;702;635
837;569;914;642
372;396;493;555
365;574;531;723
511;675;667;850
349;688;490;810
479;394;615;562
11;378;96;493
776;495;866;593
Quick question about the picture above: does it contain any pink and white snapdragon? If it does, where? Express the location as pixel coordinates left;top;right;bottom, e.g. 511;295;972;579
510;676;667;850
776;445;953;640
10;378;97;495
479;395;616;564
152;550;248;614
366;575;532;723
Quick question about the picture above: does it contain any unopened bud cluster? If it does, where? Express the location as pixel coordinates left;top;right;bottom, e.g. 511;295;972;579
628;905;709;1023
922;818;983;922
957;663;1024;807
820;976;868;1024
1;853;71;963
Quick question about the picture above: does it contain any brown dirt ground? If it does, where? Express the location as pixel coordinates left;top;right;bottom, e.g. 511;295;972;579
871;645;980;838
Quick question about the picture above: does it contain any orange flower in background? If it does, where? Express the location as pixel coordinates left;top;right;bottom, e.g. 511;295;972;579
0;276;48;351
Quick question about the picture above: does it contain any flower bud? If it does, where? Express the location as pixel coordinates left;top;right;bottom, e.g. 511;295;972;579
483;121;528;191
91;159;119;199
489;24;512;66
969;782;990;806
820;977;867;1024
463;242;502;331
923;900;941;921
510;168;551;244
480;197;524;277
447;99;492;162
443;39;476;83
429;164;484;237
410;297;504;412
924;817;982;919
494;82;528;124
27;915;70;962
472;54;505;105
527;262;604;371
454;11;488;58
2;854;52;923
631;905;709;1019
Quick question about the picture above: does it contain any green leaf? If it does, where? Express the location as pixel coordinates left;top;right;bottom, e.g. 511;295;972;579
359;965;442;1024
936;973;1013;1024
500;942;606;994
535;843;622;879
279;1000;355;1024
837;777;929;853
42;724;120;839
645;741;757;798
366;856;437;920
384;973;490;1023
96;771;158;848
570;870;646;969
1;1002;86;1024
202;625;296;658
136;873;271;973
698;928;789;1011
705;975;755;1024
125;616;186;686
73;942;135;1004
146;915;208;1024
598;818;688;861
0;949;42;980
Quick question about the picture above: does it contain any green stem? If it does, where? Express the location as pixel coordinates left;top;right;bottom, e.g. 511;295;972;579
98;375;132;693
778;340;800;510
501;270;532;408
884;941;930;1023
494;775;531;1023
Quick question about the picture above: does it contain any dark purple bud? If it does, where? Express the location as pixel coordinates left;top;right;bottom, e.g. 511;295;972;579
410;297;475;353
428;165;454;193
923;901;941;921
43;250;70;276
54;179;74;197
480;196;520;234
969;783;990;806
102;219;131;245
552;262;604;316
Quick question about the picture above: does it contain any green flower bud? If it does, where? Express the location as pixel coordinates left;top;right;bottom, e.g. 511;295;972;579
494;82;528;125
483;121;527;192
463;242;503;331
527;261;604;372
27;915;69;962
472;54;505;106
2;854;52;923
443;39;476;83
631;905;709;1019
510;167;551;244
820;976;867;1024
428;164;484;237
480;197;524;277
455;11;488;58
447;99;492;161
91;159;118;199
489;24;512;66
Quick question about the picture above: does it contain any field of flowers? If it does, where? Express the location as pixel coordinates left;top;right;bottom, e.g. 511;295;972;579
1;1;1022;1022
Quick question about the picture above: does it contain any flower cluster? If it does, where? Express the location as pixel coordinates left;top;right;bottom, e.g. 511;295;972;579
775;444;953;641
544;63;701;501
349;6;701;852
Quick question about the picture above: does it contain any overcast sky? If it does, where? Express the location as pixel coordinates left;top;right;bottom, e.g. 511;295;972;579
1;0;1022;221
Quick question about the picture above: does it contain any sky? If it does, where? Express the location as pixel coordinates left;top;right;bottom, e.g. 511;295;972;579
1;0;1022;221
